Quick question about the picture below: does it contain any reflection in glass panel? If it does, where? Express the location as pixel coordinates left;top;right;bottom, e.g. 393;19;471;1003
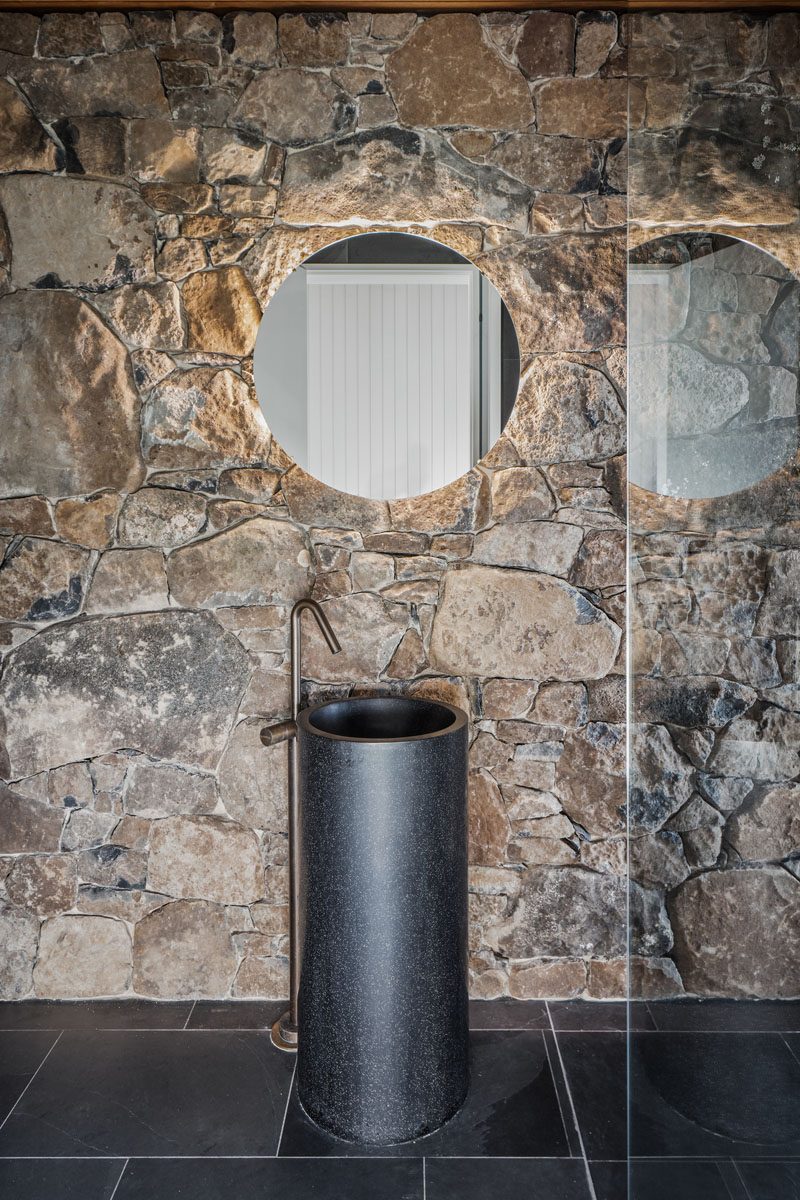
629;234;799;499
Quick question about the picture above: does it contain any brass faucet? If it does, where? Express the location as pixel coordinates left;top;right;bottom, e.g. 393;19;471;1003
261;597;341;1052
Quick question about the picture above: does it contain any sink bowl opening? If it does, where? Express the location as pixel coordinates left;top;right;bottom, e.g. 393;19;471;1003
308;697;457;741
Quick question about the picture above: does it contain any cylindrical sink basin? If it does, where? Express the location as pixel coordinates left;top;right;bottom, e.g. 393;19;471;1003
296;695;469;1145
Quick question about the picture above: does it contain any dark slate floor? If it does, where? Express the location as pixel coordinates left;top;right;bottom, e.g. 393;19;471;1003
0;998;798;1199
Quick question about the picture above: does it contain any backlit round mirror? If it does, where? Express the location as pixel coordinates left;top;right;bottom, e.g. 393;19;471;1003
629;233;799;499
254;232;520;501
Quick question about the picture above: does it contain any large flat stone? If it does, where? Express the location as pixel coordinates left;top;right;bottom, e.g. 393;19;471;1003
0;786;64;853
232;68;352;146
430;564;620;681
142;367;271;469
183;266;261;356
133;899;238;998
726;784;800;863
147;816;264;904
670;869;800;997
0;904;39;998
0;538;90;623
0;175;155;289
505;358;626;465
0;291;144;497
218;718;288;832
555;722;626;837
0;612;250;777
167;518;312;608
34;914;131;998
278;129;530;230
282;468;390;533
12;49;169;120
123;759;218;819
386;14;533;131
302;592;407;682
5;854;76;917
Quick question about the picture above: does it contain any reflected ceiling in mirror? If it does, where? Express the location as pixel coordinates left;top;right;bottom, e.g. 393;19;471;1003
254;232;520;501
629;233;799;500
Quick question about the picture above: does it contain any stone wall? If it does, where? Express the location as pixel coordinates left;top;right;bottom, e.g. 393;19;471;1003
0;8;632;1001
629;10;800;998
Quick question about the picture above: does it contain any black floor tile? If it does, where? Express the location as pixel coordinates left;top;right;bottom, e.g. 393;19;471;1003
0;1030;294;1157
591;1159;739;1200
0;1001;193;1030
115;1157;423;1200
630;1032;800;1158
736;1161;800;1200
425;1157;591;1199
647;1000;800;1033
556;1033;626;1160
0;1158;125;1200
468;999;549;1030
0;1031;58;1122
187;1000;286;1029
279;1031;571;1158
549;1002;655;1032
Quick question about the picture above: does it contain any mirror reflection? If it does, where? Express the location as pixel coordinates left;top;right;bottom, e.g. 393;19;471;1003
629;233;799;500
254;232;520;501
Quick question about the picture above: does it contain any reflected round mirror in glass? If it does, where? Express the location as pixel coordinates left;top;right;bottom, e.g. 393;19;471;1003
629;233;799;499
254;232;520;501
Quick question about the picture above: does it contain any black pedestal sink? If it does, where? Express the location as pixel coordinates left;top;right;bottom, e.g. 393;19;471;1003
296;695;470;1146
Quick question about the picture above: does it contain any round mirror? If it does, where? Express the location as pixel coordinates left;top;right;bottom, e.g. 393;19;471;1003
254;232;520;501
629;233;799;499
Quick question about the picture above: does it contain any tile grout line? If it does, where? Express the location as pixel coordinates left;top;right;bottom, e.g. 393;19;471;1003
275;1058;297;1157
0;1030;63;1134
182;1001;197;1030
782;1034;800;1069
545;1003;598;1200
107;1157;129;1200
541;1028;578;1160
422;1156;426;1200
729;1157;755;1200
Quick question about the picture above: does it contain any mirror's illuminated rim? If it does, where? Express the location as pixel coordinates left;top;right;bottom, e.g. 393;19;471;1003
626;227;800;506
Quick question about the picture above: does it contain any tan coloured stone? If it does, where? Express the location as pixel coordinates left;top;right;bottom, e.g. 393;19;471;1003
0;176;154;289
133;899;239;997
0;79;57;173
0;497;53;538
386;15;533;130
228;12;278;67
143;368;271;469
278;133;529;231
509;959;586;1000
118;489;206;548
203;128;267;184
0;539;89;623
123;759;218;819
516;11;575;78
490;469;553;523
183;267;261;356
219;719;288;831
506;359;625;465
575;12;617;75
1;612;250;777
390;472;490;535
0;291;145;499
14;50;168;120
469;771;510;867
58;116;126;178
233;955;289;998
472;521;583;578
54;494;120;550
385;628;427;678
0;905;38;998
279;14;349;65
147;816;263;904
86;549;169;615
670;869;800;997
282;469;390;533
167;518;311;608
128;120;199;182
358;93;398;129
431;564;620;682
0;786;64;854
96;282;184;351
35;915;131;998
482;679;536;720
141;182;213;215
491;135;602;195
5;855;77;916
303;592;407;682
727;784;800;863
537;79;628;139
232;69;350;147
